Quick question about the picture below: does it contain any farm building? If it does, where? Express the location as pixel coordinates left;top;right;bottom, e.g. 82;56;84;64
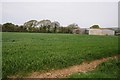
72;28;88;34
89;28;115;35
72;29;81;34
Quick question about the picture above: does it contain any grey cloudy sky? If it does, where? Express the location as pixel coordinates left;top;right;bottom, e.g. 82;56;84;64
1;2;118;28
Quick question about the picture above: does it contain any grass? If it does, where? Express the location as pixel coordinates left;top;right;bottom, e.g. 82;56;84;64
2;32;119;77
68;58;120;78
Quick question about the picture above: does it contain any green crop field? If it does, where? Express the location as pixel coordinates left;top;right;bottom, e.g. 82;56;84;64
2;32;119;77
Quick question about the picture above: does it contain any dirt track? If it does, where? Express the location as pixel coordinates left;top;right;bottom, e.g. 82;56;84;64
23;54;120;78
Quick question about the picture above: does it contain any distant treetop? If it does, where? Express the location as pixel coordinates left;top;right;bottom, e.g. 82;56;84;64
90;25;100;29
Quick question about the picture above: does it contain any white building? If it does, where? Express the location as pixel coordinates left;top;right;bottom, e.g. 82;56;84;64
89;28;115;35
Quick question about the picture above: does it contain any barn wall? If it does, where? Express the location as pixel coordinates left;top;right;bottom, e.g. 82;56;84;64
89;29;115;35
89;29;103;35
102;30;115;35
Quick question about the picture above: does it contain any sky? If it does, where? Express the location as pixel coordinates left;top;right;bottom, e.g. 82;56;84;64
0;0;119;28
0;0;119;2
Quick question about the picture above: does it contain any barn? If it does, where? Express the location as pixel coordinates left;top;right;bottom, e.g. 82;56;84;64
89;28;115;35
72;28;88;34
72;29;81;34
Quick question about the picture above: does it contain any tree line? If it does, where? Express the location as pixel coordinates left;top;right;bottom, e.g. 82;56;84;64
1;19;80;33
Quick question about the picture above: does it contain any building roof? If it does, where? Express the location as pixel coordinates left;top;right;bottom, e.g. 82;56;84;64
90;28;114;30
